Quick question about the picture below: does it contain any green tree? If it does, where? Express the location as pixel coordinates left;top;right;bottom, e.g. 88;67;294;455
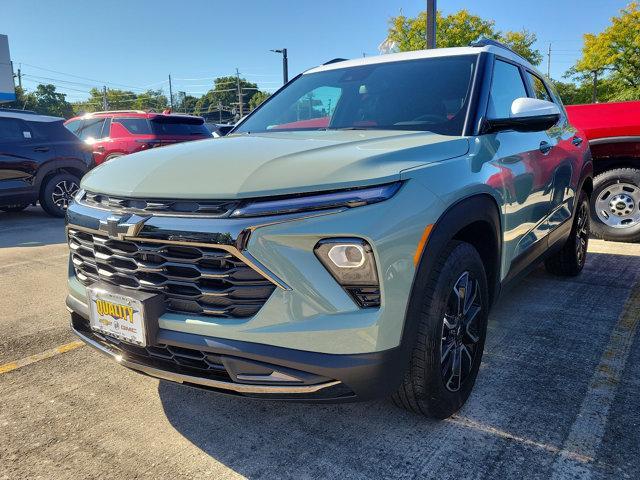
3;86;32;110
385;9;542;65
131;89;168;111
570;2;640;101
195;76;259;116
248;91;271;110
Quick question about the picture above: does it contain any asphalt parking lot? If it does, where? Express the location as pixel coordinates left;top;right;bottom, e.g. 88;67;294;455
1;207;639;480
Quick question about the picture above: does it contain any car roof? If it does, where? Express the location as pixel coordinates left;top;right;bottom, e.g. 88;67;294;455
0;110;63;123
305;45;536;74
65;111;205;123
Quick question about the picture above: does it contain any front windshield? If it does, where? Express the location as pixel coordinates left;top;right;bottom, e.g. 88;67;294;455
236;55;477;136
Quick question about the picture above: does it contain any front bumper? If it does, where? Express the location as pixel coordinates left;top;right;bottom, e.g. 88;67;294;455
68;296;404;401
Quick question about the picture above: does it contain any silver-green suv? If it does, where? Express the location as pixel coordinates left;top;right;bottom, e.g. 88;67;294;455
66;40;592;418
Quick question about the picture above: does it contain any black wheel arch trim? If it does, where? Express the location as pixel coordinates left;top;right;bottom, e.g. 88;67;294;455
34;159;88;191
395;193;502;387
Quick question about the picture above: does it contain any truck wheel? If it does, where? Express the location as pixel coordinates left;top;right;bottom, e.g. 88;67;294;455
40;173;80;217
545;190;590;276
591;168;640;243
393;241;489;419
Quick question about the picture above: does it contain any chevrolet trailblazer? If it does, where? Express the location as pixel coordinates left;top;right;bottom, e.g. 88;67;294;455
66;40;592;418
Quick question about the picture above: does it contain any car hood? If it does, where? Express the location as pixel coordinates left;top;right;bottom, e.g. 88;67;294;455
81;130;469;199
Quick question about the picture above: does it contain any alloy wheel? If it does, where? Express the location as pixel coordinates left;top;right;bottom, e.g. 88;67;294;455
594;182;640;229
51;180;79;210
575;201;589;266
440;271;482;393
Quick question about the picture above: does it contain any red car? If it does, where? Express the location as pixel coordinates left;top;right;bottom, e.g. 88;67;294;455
566;101;640;242
64;110;211;165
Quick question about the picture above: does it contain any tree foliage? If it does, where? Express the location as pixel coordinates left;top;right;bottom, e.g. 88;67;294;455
194;76;259;117
248;91;271;110
3;84;73;117
569;2;640;102
72;88;168;114
386;9;543;65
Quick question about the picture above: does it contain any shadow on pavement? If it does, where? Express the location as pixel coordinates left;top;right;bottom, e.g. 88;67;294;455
158;250;640;479
0;207;66;248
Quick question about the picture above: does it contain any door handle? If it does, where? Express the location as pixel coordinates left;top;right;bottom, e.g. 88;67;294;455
539;141;552;154
33;146;50;152
95;146;105;152
572;136;583;146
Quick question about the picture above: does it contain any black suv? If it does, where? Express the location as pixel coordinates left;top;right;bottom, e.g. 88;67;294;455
0;109;93;217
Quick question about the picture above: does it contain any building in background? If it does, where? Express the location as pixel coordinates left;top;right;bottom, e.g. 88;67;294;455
0;35;16;103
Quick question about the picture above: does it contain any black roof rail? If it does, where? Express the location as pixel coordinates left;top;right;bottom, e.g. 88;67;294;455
322;58;348;65
0;108;38;114
470;38;528;62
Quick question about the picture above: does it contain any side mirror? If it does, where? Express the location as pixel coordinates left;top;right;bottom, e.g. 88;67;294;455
484;98;561;133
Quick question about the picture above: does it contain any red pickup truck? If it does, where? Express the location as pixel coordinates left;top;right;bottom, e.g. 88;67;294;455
566;101;640;242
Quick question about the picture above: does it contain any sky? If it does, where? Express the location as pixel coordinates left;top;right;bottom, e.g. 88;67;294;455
0;0;631;103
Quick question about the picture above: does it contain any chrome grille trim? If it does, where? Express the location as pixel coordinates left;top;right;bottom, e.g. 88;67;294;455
79;191;240;218
68;228;277;319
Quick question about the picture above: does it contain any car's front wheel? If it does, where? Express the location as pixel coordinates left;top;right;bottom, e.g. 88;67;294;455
40;173;80;217
393;240;489;419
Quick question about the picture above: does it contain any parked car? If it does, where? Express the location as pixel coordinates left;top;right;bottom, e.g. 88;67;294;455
64;111;211;165
205;122;235;137
0;109;92;216
66;40;592;419
566;101;640;242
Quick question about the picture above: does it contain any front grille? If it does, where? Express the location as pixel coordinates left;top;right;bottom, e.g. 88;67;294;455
80;191;239;217
72;315;231;381
68;228;276;318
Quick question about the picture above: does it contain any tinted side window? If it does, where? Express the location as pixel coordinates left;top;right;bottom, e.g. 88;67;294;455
527;72;552;102
27;120;80;142
77;118;105;141
115;118;152;135
65;119;82;135
0;118;30;143
487;60;528;119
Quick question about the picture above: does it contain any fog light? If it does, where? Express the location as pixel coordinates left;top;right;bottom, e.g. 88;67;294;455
314;238;380;308
328;244;365;268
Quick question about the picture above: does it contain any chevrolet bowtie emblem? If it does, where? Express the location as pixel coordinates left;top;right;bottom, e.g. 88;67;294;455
99;214;150;240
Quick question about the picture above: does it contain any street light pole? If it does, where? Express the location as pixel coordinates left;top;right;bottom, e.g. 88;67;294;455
426;0;437;49
271;48;288;85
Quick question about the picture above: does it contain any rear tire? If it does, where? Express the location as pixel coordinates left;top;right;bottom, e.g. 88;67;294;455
545;190;590;276
590;168;640;243
393;241;489;419
40;173;80;217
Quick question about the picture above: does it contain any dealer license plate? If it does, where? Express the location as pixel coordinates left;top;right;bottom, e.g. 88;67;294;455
88;286;147;346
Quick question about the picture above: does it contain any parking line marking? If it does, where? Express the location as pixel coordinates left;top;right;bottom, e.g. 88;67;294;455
0;341;84;375
550;278;640;480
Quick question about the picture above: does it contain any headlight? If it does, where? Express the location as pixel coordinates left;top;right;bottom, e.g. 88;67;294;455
74;188;86;202
315;238;380;308
230;182;401;218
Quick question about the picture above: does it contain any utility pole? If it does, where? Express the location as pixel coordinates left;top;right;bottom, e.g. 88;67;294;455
236;68;243;118
426;0;437;49
17;68;21;89
102;86;108;110
270;49;289;85
547;43;551;78
592;70;598;103
168;74;174;110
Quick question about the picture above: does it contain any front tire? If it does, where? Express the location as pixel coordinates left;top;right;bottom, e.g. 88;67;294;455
393;241;489;419
590;168;640;243
40;173;80;217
